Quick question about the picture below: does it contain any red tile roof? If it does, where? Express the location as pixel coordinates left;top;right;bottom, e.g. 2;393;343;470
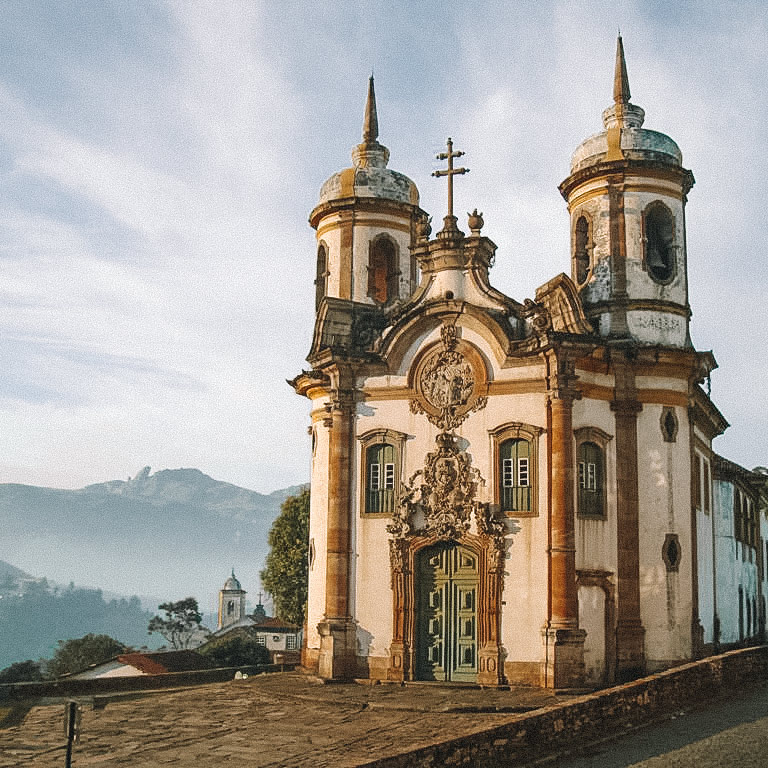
117;650;213;674
251;617;300;632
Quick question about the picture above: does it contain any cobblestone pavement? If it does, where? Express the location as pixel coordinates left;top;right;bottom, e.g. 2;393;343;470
0;673;565;767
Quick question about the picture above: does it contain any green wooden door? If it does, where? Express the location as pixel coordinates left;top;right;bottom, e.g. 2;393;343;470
416;543;478;682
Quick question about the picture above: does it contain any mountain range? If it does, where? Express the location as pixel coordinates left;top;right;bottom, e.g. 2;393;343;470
0;467;304;614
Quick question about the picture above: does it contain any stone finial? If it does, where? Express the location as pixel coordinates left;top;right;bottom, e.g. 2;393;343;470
467;209;484;235
362;74;379;145
613;35;631;105
352;75;390;168
416;215;432;242
602;36;645;130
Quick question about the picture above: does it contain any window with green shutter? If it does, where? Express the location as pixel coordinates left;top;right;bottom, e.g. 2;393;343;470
499;438;531;513
577;441;605;518
366;443;396;514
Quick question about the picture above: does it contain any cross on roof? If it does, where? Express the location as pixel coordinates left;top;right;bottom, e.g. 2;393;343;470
432;137;469;222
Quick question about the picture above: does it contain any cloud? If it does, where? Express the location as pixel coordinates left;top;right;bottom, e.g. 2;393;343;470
0;0;765;500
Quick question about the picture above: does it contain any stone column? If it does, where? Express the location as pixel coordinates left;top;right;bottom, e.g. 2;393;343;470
611;358;646;680
317;389;357;680
544;353;586;689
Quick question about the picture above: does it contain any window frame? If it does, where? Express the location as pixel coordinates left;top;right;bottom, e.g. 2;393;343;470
574;427;612;520
367;234;400;306
315;241;329;310
489;422;544;518
358;428;408;517
642;201;677;285
572;210;593;285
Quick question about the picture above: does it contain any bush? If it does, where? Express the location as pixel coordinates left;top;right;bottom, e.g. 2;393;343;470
47;634;126;678
198;633;269;668
0;659;44;683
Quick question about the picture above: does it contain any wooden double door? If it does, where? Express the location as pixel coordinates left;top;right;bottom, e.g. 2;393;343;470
415;542;479;682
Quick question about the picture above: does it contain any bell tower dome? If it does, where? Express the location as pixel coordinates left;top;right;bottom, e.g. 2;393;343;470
310;77;425;310
559;37;695;348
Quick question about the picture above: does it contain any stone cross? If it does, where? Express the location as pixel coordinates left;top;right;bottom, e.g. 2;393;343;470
432;137;469;221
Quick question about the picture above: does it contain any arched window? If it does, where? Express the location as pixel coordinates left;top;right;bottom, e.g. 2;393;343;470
359;428;407;517
578;441;605;518
227;600;235;616
644;203;676;283
368;236;398;305
365;442;396;514
490;422;542;517
499;438;531;513
574;215;590;284
315;243;328;310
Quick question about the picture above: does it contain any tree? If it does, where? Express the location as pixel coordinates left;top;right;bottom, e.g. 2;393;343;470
198;631;269;668
147;597;207;649
47;634;126;679
260;487;310;626
0;659;45;683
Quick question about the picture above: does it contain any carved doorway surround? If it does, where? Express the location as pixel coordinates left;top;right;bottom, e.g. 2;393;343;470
386;431;507;685
389;533;503;684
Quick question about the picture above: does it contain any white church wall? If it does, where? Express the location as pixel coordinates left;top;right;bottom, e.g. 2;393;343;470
637;403;693;668
697;502;715;645
579;584;606;684
350;222;412;304
316;223;343;299
306;407;331;652
573;396;618;574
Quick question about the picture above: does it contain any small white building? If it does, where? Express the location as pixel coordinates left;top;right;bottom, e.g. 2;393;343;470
68;650;213;679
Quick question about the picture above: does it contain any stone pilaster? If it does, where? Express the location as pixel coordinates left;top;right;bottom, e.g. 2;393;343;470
611;357;646;681
318;388;356;680
544;352;585;688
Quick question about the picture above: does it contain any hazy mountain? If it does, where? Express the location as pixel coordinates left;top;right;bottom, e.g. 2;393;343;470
0;559;159;669
0;468;305;614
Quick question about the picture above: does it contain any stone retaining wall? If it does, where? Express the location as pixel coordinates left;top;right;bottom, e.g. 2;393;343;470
358;646;768;768
0;663;294;702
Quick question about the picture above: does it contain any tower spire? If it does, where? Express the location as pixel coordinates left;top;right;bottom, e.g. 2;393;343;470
362;75;379;145
613;35;631;105
351;76;389;169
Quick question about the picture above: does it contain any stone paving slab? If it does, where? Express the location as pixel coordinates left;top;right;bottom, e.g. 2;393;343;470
0;672;565;767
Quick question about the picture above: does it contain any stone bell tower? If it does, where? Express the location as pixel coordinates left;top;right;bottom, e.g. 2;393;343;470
559;36;695;348
309;76;424;312
217;570;246;631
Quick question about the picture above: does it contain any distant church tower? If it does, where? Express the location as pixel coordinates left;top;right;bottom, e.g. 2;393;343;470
217;570;246;631
559;36;695;347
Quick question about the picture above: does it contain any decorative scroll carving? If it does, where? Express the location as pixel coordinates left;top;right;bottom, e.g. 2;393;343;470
388;433;507;564
409;321;488;431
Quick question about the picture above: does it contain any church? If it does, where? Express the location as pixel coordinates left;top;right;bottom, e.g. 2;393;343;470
291;38;767;688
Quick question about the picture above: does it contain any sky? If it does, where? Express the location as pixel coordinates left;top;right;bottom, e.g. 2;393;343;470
1;0;766;496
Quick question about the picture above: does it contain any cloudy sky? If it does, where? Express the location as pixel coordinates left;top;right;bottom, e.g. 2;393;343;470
1;0;766;496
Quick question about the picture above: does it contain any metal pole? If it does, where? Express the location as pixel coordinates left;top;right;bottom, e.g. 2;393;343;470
65;700;76;768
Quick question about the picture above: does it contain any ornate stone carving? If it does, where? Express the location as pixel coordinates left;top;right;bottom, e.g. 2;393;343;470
389;432;479;541
409;321;487;431
389;433;505;559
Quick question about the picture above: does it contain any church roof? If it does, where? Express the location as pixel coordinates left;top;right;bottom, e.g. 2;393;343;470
568;36;683;175
222;569;242;591
316;77;419;209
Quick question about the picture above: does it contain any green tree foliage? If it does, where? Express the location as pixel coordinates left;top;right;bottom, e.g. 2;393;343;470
260;488;310;626
0;659;45;683
198;631;270;668
147;598;206;649
47;634;126;678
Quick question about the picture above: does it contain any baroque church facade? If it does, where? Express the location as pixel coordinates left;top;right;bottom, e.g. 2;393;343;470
291;39;767;688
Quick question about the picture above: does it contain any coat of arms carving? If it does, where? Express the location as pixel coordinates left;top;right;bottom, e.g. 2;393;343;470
410;322;487;431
